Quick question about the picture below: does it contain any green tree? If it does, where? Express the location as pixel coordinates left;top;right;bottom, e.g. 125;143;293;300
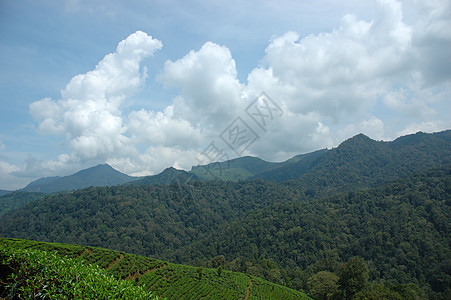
197;267;203;280
337;257;369;299
210;255;226;268
307;271;339;300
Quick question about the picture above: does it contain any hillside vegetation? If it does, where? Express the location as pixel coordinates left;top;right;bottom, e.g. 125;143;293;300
0;130;450;299
0;238;310;300
0;245;155;299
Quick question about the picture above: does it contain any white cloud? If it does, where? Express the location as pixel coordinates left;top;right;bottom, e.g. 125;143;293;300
29;31;162;167
252;0;413;121
19;0;450;185
397;120;451;137
0;160;22;190
411;0;451;85
160;42;245;131
127;106;202;148
338;117;386;142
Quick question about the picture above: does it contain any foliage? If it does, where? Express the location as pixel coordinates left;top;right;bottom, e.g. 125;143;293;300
0;247;155;299
180;167;451;298
352;282;426;300
0;191;43;215
336;257;369;299
307;271;339;300
0;130;450;299
0;238;310;299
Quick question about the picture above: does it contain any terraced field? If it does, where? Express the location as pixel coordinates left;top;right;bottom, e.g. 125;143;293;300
0;238;311;299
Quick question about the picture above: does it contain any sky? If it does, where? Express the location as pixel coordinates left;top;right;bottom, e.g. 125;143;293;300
0;0;450;190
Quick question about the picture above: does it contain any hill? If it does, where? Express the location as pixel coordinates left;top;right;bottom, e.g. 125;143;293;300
190;156;277;181
289;130;451;197
22;163;137;193
1;166;449;297
190;131;450;186
190;150;329;182
0;191;44;215
1;130;450;298
251;149;328;182
0;190;11;197
0;238;310;300
128;166;201;186
178;166;450;298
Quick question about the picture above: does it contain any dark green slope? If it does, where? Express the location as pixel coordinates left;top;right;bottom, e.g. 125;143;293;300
190;155;277;181
0;191;44;215
292;131;451;197
1;167;449;297
179;166;451;298
22;164;137;193
0;190;11;197
0;180;295;260
251;149;328;182
191;130;450;186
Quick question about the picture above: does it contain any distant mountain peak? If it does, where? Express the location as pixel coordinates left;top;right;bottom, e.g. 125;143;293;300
22;163;136;194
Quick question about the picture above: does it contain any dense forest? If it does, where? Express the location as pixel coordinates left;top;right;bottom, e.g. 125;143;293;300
1;167;449;298
0;130;450;299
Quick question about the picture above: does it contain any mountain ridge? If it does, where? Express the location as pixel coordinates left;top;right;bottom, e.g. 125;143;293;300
1;129;450;298
22;163;137;193
17;129;451;193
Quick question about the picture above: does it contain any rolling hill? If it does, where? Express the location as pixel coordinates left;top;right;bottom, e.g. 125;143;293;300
1;238;311;300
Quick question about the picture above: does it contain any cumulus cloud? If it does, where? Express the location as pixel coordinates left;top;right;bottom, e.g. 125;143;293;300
159;42;245;131
127;106;202;148
29;31;162;170
0;160;22;190
22;0;450;182
251;0;412;119
411;0;451;85
245;0;449;150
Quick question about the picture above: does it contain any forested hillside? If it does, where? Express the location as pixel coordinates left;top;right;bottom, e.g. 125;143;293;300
181;167;450;298
290;131;451;198
0;180;295;258
0;191;43;215
1;167;449;298
190;131;451;187
0;130;450;298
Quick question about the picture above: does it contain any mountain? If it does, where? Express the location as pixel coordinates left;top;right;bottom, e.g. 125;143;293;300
190;151;330;182
190;130;450;190
22;164;137;193
290;130;451;197
251;149;328;182
190;156;277;181
128;166;200;186
1;130;450;298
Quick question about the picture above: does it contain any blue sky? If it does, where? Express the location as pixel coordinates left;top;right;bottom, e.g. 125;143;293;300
0;0;450;189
